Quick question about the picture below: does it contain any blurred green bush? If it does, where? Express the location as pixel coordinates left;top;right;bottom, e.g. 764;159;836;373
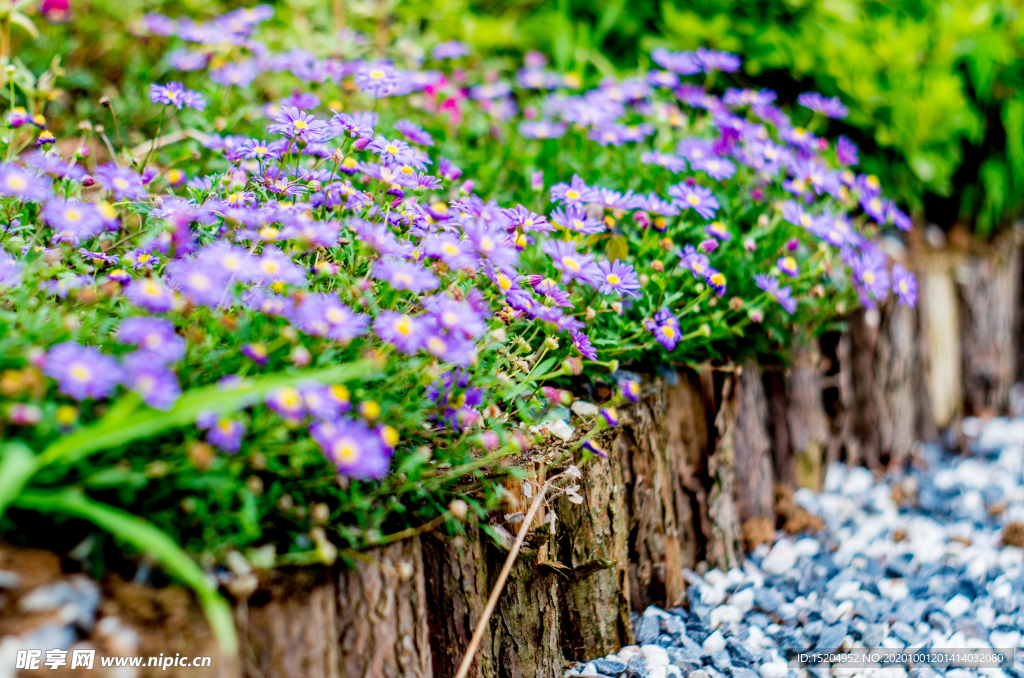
418;0;1024;235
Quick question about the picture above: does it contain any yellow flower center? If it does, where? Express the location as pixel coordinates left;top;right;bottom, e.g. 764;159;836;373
394;316;412;335
606;274;621;285
562;256;580;271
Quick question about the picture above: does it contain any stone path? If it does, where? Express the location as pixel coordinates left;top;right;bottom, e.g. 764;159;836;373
569;416;1024;678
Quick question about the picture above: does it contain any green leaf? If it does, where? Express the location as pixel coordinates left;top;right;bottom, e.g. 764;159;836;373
9;12;39;40
606;235;629;262
0;443;39;520
15;489;237;658
38;361;375;468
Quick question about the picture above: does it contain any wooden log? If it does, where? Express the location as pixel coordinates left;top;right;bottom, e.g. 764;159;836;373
786;341;831;488
732;360;775;526
872;300;920;464
336;538;433;678
618;370;711;611
238;569;337;678
957;233;1023;415
920;258;962;428
423;528;494;678
555;430;634;661
706;373;744;570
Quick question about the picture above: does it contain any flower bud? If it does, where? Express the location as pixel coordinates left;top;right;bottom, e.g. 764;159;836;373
449;499;469;520
651;260;664;272
544;335;559;351
564;356;583;376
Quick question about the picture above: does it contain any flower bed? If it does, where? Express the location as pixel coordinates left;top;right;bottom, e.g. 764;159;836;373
0;3;918;661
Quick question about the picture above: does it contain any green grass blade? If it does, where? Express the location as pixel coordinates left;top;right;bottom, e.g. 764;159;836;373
39;360;374;467
0;443;40;519
15;488;238;658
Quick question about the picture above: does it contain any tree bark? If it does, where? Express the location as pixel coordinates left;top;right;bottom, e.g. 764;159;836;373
423;528;494;678
957;234;1023;415
238;570;338;678
618;370;711;611
336;538;433;678
786;341;831;489
706;374;743;570
732;360;775;525
555;430;634;662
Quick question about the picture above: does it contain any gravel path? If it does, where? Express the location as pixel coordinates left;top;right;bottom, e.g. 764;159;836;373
568;416;1024;678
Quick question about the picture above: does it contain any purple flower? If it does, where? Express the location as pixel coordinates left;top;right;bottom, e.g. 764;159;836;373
694;48;741;73
266;386;305;422
374;311;424;353
597;260;641;297
423;233;476;269
166;258;230;307
550;205;604;235
651;48;702;75
354;63;403;99
373;257;438;293
149;82;206;111
797;92;849;119
94;164;148;201
293;293;369;342
431;40;470;60
777;256;799;277
755;274;797;314
668;183;719;220
705;221;732;241
782;200;815;229
423;294;487;338
121;352;181;410
43;342;123;401
550;174;597;205
300;382;351;420
0;163;51;202
504;204;552;233
653;321;681;351
519;120;567;139
394;120;435;146
41;200;104;245
198;414;246;453
892;263;918;307
836;136;859;166
571;330;597;361
691;157;736;180
542;239;601;286
241;343;269;365
267;107;328;142
367;136;419;166
0;251;22;288
311;417;392;479
619;379;641;403
254;247;307;287
706;269;727;296
117;316;186;364
125;278;175;313
239;138;282;161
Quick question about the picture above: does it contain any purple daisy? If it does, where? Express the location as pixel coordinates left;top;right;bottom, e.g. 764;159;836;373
394;120;435;146
374;311;425;354
43;342;123;401
597;260;641;298
94;164;148;201
149;82;206;111
570;330;597;361
668;183;719;220
892;263;918;307
373;257;439;293
777;256;799;277
117;316;186;364
0;163;52;202
125;278;176;313
755;274;797;314
542;239;601;286
121;352;181;410
197;413;246;453
311;417;392;480
293;293;369;342
797;92;849;119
